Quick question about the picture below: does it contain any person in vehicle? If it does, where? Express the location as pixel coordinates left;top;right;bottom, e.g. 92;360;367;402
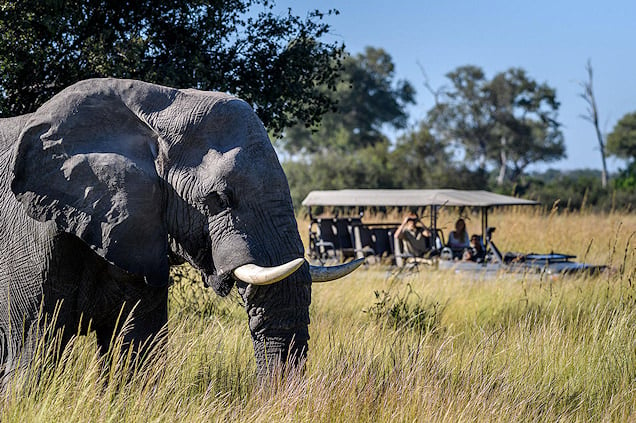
447;218;470;258
463;234;486;263
395;213;432;257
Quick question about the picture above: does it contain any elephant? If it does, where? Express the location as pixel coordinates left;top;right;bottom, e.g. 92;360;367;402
0;78;361;381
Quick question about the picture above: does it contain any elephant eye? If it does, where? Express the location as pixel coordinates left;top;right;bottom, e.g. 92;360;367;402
204;191;233;214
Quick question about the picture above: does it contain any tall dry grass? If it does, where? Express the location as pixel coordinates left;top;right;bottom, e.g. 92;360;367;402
1;209;635;422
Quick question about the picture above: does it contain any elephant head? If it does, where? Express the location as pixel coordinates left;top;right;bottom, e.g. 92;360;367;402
10;78;360;374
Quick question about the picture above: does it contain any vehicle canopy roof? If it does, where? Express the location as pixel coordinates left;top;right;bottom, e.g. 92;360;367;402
302;189;539;208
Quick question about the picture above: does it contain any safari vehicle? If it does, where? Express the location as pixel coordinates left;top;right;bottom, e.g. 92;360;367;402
301;189;605;277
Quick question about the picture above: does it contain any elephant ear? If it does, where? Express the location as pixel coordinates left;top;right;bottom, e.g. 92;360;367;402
11;83;169;287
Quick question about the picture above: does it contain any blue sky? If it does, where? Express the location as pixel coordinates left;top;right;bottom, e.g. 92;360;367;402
274;0;636;172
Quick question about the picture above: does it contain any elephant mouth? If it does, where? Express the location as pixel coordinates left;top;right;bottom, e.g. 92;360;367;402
202;271;235;296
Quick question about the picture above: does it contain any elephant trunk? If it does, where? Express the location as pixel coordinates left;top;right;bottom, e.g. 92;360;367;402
252;333;307;375
237;262;311;376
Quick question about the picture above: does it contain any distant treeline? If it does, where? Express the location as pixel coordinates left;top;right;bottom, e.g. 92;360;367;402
512;168;635;212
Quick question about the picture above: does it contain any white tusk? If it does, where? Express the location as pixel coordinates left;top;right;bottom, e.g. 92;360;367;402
233;257;305;285
309;258;364;283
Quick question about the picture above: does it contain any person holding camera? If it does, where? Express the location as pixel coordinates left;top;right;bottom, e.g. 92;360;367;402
395;213;432;257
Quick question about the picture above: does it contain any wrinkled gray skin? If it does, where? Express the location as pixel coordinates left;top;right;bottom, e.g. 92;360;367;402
0;78;310;380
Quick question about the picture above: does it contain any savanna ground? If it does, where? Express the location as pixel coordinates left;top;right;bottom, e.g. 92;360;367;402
1;207;635;422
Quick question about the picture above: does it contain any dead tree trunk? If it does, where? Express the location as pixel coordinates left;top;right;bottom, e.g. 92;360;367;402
497;135;507;186
579;60;608;189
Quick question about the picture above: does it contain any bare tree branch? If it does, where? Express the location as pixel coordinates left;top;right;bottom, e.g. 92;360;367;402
579;59;608;188
416;60;446;106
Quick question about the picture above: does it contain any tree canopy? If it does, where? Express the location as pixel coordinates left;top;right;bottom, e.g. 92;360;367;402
391;122;487;190
607;111;636;160
0;0;344;134
276;47;415;155
427;66;565;185
279;48;421;205
606;111;636;190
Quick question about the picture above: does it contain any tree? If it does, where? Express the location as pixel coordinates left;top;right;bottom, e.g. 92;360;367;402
0;0;344;134
427;66;493;170
486;68;564;184
277;46;415;155
390;122;487;189
283;141;397;207
579;60;609;188
607;111;636;160
607;111;636;190
277;47;416;207
391;123;450;188
428;66;564;185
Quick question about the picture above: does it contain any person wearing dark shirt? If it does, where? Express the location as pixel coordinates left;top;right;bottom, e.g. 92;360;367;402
463;234;486;263
395;213;431;257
